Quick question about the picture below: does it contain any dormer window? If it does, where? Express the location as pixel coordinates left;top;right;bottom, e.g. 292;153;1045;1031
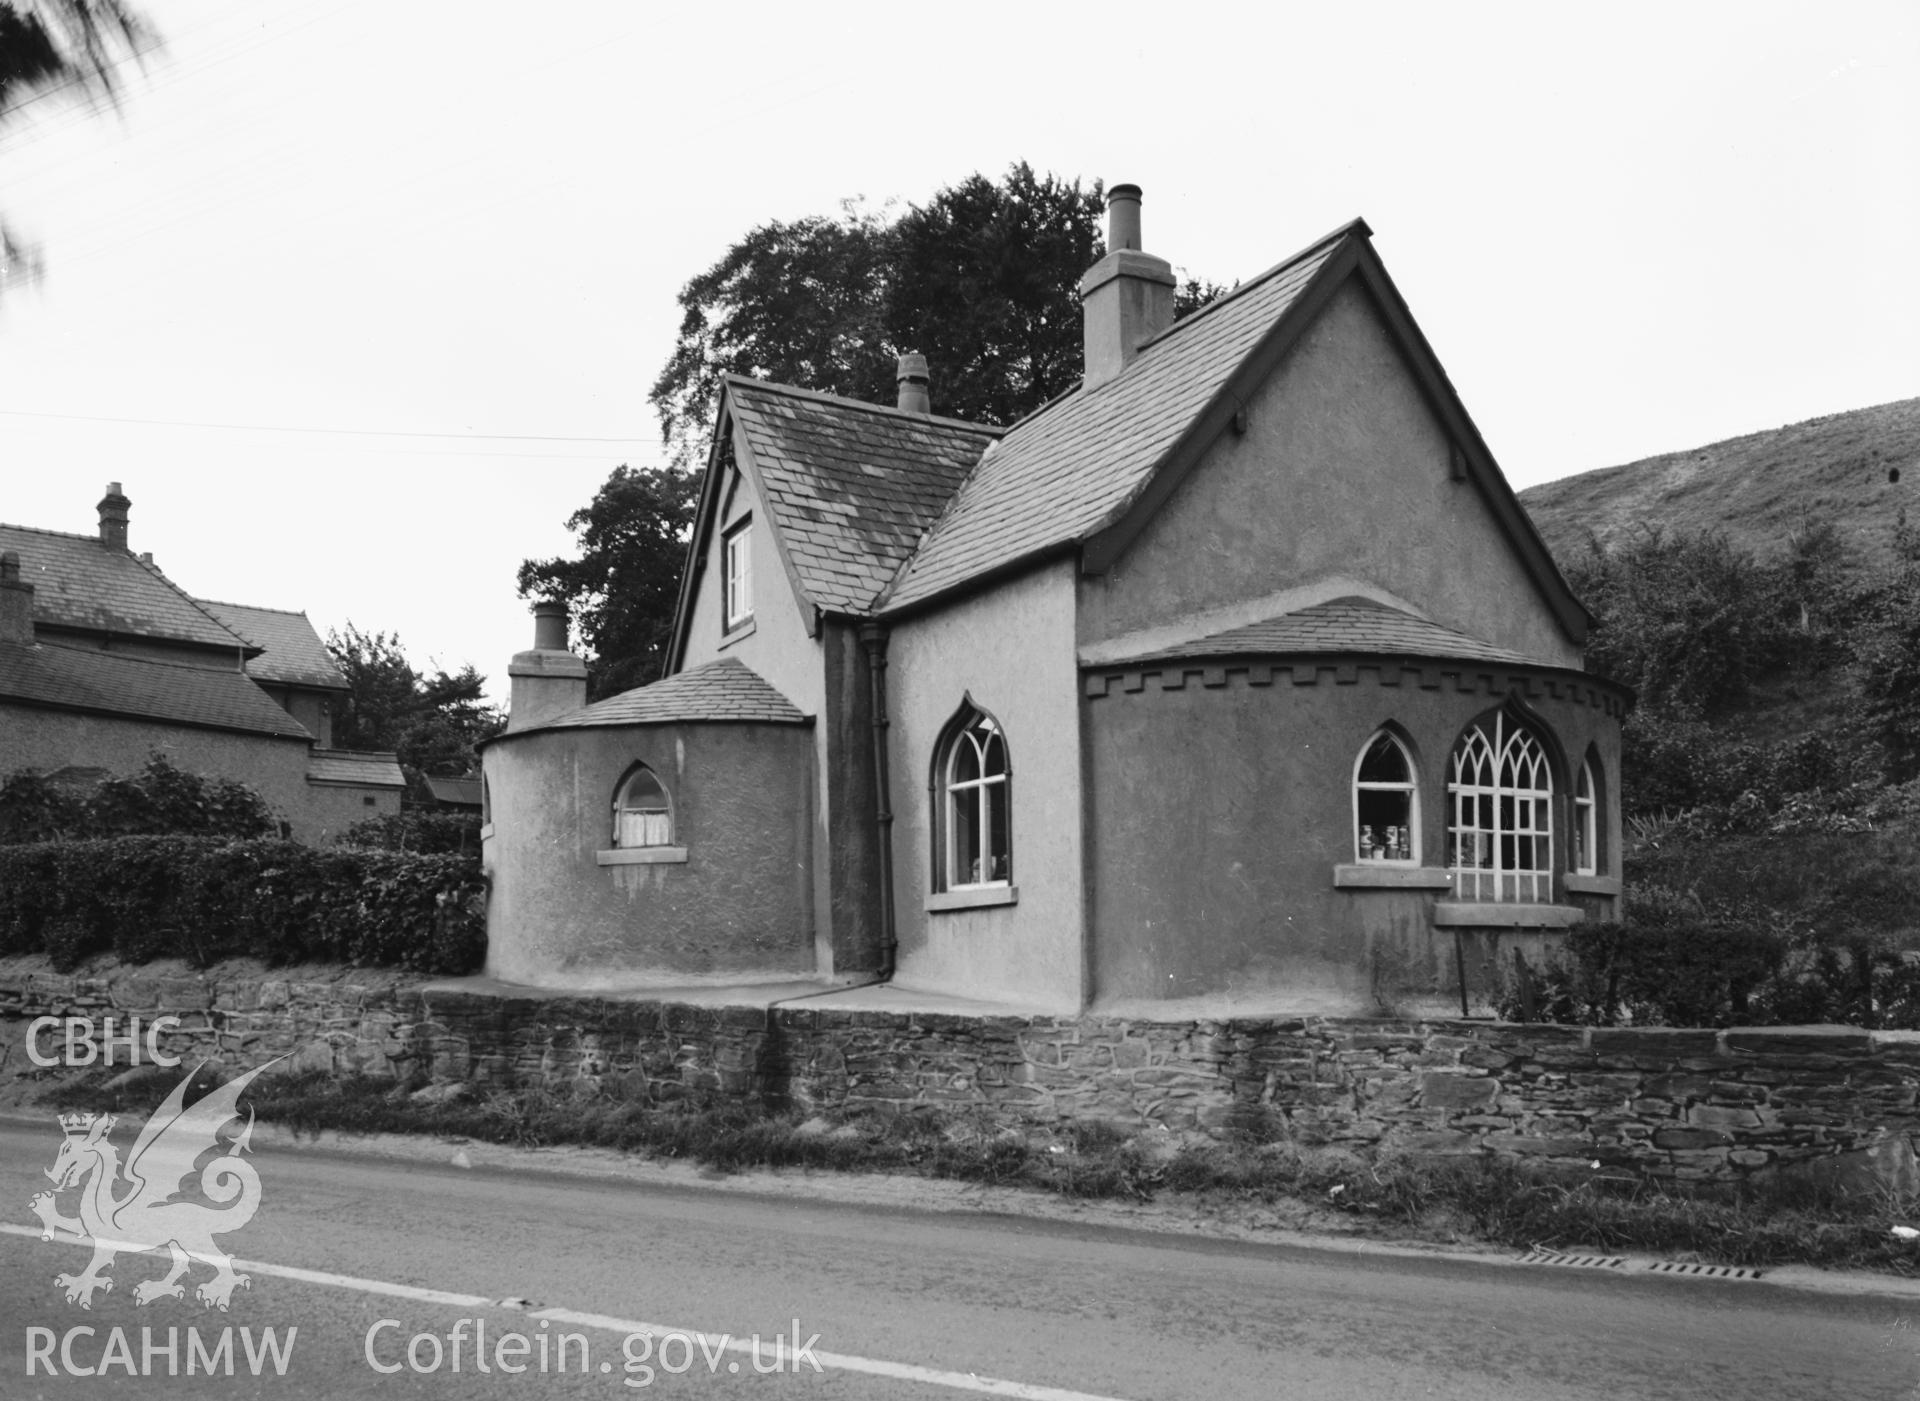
723;518;752;632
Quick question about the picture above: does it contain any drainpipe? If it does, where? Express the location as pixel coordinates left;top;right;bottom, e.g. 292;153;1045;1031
859;622;897;980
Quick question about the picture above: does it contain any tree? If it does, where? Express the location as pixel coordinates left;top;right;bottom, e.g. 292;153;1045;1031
516;464;700;700
649;164;1224;466
325;625;504;796
1;0;155;293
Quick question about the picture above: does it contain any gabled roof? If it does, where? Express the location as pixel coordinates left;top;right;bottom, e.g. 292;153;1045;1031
0;642;313;739
518;657;808;734
880;223;1356;612
198;599;348;691
0;524;254;652
1095;597;1535;669
308;749;406;788
874;219;1588;644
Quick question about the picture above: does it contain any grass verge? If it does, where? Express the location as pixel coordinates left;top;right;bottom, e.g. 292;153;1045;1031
38;1066;1920;1278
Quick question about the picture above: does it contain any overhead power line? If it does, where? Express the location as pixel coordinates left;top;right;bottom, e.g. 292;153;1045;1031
0;406;649;445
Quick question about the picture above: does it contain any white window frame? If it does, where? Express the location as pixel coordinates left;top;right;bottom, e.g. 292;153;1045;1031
937;708;1010;892
612;764;674;849
1447;712;1554;903
1352;730;1418;863
1573;757;1598;876
722;518;752;632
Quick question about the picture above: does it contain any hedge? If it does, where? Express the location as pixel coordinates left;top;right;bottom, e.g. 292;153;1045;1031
0;837;486;974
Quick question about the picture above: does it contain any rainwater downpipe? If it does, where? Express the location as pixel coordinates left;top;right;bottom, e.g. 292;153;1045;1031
860;622;898;981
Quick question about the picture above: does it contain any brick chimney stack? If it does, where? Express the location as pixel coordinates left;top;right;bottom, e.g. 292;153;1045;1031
0;551;34;646
896;354;931;414
1078;184;1175;391
507;601;588;732
97;482;131;552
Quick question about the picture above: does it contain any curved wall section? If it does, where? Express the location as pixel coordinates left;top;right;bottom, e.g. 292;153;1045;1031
1083;657;1624;1015
482;720;814;988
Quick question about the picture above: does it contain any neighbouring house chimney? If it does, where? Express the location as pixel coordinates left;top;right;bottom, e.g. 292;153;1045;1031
0;551;33;646
507;600;588;732
896;353;931;414
97;482;131;552
1079;183;1175;391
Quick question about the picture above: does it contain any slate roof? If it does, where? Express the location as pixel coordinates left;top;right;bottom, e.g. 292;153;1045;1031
726;378;1001;613
307;749;406;787
1100;597;1536;668
424;775;483;806
0;524;251;652
199;599;348;690
0;642;313;738
882;224;1355;611
527;657;808;732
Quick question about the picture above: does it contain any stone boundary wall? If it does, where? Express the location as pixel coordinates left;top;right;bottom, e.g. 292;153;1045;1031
2;957;1915;1189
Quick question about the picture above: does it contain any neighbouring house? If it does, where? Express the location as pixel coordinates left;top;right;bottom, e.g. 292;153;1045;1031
481;189;1629;1015
0;486;403;842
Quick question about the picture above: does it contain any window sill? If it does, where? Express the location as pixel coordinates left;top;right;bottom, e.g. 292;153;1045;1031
1433;902;1584;928
927;885;1018;913
479;822;495;842
1565;873;1623;896
1334;864;1454;890
596;846;689;866
719;618;756;649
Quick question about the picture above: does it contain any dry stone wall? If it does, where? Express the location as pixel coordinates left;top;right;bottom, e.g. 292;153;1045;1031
2;957;1914;1190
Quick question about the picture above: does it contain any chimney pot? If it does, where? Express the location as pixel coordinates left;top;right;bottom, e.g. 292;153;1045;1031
895;353;931;414
97;482;131;552
1107;184;1143;251
0;549;34;646
531;600;569;651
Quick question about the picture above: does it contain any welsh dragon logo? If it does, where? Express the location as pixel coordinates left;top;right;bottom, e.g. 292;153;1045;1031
29;1061;276;1310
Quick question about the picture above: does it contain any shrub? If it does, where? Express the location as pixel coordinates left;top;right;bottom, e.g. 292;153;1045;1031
0;755;277;845
338;810;483;855
0;836;485;974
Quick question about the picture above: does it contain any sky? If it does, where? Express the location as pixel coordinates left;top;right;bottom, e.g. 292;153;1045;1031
0;0;1914;700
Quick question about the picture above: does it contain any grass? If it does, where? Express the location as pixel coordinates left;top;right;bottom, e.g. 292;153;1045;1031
39;1066;1920;1277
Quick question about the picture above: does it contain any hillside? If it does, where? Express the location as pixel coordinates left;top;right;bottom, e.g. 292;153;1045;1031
1517;396;1920;570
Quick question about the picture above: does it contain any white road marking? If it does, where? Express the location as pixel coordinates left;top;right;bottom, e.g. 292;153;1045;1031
3;1223;1139;1401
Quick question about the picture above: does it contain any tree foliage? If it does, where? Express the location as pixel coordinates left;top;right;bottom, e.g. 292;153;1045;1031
0;753;276;844
1;0;155;291
648;163;1224;466
325;625;502;787
516;464;700;700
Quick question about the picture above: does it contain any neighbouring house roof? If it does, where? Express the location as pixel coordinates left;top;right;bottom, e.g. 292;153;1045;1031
198;599;348;691
881;224;1355;612
424;775;483;806
0;524;254;652
307;749;406;788
1094;597;1537;669
0;641;313;739
521;657;808;734
722;378;1002;613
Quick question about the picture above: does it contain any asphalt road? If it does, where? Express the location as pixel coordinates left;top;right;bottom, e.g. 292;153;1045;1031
0;1121;1914;1400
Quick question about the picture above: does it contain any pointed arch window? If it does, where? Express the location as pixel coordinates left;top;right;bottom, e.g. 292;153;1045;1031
1572;758;1598;876
1447;712;1553;902
935;706;1010;891
1353;731;1417;862
613;764;673;848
